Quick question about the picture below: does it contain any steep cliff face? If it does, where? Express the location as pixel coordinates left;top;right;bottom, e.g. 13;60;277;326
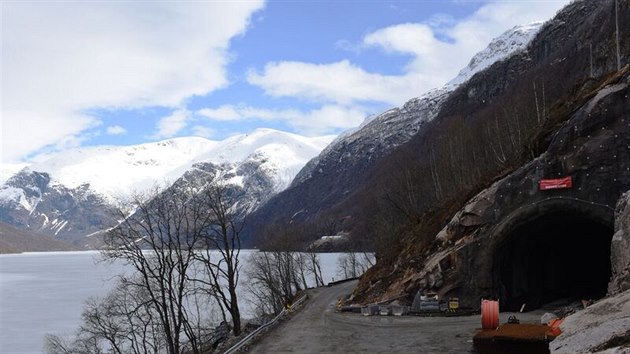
440;73;626;304
352;68;630;308
349;0;630;307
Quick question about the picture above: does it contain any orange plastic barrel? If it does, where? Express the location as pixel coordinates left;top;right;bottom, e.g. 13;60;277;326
481;299;499;329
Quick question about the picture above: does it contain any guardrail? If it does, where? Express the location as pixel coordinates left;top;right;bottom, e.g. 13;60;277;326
222;294;308;354
327;277;359;287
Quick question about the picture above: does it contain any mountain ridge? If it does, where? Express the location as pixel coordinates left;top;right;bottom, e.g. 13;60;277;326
243;21;545;243
0;129;334;247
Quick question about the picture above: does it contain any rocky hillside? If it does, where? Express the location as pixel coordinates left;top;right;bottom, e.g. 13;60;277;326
352;66;630;307
0;129;333;247
346;0;629;307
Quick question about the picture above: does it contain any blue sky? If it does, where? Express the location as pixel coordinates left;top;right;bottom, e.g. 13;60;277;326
1;0;571;163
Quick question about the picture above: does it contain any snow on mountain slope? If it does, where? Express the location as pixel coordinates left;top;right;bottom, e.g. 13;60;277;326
447;22;543;87
9;129;334;202
27;137;217;202
314;22;543;169
200;128;335;191
312;22;543;167
0;129;334;247
0;163;28;185
294;22;543;186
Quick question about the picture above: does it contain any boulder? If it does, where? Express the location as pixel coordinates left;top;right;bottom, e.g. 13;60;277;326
549;290;630;354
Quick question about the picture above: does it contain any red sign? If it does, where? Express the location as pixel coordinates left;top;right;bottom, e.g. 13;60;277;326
539;176;573;191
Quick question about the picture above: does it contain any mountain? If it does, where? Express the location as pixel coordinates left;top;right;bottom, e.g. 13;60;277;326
343;0;630;308
243;22;544;243
446;22;543;87
0;220;77;254
0;129;334;247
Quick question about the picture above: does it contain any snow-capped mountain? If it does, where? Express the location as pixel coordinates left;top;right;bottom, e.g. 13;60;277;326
245;22;544;238
24;137;217;204
0;129;334;247
293;22;542;187
447;22;543;87
16;129;332;203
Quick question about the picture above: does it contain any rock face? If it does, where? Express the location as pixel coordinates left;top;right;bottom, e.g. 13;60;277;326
0;169;118;247
161;158;279;219
387;72;630;309
549;289;630;354
348;0;630;308
610;191;630;294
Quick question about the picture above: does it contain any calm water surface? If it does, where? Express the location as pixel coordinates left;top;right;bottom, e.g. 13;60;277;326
0;250;346;353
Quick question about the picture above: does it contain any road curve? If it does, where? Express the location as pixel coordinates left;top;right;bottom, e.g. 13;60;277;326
246;280;545;354
247;280;472;353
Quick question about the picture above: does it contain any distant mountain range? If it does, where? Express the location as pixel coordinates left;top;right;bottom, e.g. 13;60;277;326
0;129;333;248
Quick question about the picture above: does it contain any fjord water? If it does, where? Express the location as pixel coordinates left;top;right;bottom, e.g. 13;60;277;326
0;251;347;353
0;251;128;353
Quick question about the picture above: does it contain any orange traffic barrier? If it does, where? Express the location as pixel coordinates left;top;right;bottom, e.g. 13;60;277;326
481;299;499;329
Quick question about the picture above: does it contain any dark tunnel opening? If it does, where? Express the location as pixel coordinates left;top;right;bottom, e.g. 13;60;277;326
493;211;613;311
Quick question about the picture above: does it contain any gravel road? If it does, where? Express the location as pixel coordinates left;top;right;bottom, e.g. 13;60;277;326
246;280;546;354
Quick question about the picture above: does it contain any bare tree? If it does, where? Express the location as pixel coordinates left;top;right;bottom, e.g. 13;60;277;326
246;251;292;315
46;278;167;354
336;252;375;279
246;225;319;315
193;183;244;336
48;181;244;354
306;251;324;287
45;334;77;354
100;185;213;354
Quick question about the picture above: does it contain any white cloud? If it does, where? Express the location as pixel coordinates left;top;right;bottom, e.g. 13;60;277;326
364;23;439;56
106;125;127;136
197;106;244;121
152;109;190;139
248;60;422;106
1;109;100;162
247;0;570;107
294;105;367;134
2;1;264;162
197;104;366;135
191;126;217;138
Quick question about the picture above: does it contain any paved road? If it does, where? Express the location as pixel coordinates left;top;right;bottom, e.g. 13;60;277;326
247;280;545;354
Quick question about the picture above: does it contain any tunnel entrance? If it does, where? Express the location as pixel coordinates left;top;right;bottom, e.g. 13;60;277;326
493;211;613;311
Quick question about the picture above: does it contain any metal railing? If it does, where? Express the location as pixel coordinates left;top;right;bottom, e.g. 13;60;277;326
223;294;308;354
